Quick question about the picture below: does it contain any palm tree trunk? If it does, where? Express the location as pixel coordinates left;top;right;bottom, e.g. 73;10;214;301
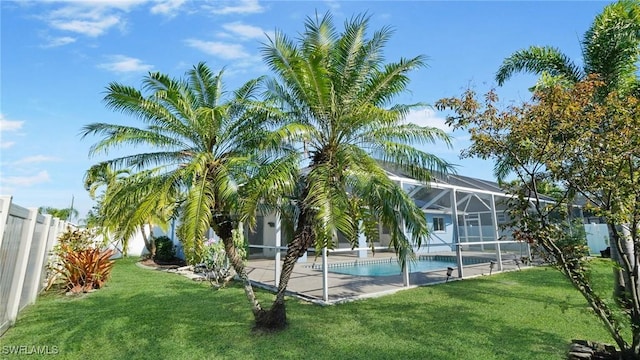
216;218;263;317
140;222;156;258
254;206;315;331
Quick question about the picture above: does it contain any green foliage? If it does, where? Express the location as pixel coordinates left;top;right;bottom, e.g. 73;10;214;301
258;11;453;261
203;229;247;269
438;76;640;354
55;226;96;252
153;236;175;263
81;62;271;284
49;227;115;293
39;206;79;221
177;225;205;266
496;0;640;97
556;219;590;261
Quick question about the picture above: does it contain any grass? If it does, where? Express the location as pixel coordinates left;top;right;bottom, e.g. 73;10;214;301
0;258;618;359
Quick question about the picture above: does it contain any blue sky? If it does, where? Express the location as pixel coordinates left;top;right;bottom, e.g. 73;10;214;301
1;0;612;220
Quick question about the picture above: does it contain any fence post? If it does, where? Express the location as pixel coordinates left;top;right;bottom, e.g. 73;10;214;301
26;213;52;304
46;217;61;258
0;196;12;250
6;208;38;325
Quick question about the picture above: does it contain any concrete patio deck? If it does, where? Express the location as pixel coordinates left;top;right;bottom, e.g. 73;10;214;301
245;250;529;304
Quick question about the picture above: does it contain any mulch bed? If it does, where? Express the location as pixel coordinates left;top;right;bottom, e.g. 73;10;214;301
138;257;187;270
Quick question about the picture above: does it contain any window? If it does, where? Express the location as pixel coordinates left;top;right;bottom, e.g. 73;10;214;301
497;212;507;224
433;217;445;232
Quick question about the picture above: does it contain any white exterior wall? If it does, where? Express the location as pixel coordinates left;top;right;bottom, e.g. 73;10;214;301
107;222;180;258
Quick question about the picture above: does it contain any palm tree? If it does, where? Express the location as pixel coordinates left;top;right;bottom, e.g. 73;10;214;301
81;62;271;314
39;206;79;222
493;0;640;201
84;162;130;201
249;13;453;330
496;0;640;96
93;168;177;258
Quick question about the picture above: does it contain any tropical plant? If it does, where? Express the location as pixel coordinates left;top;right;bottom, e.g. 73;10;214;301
39;206;79;222
81;62;271;317
244;12;453;330
496;0;640;97
84;162;131;201
200;232;246;287
49;227;115;293
83;163;133;253
95;169;177;258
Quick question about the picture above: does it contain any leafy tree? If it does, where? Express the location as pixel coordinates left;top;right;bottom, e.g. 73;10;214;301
246;13;453;330
494;2;640;352
437;77;640;358
82;62;272;311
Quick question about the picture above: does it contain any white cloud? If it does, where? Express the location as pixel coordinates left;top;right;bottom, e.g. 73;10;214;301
51;15;121;37
0;115;24;132
0;141;16;149
324;0;341;11
98;55;153;73
48;1;148;15
14;155;60;164
404;108;452;133
221;21;270;40
41;1;150;38
42;36;77;48
150;0;187;16
206;0;264;15
2;171;51;187
185;39;249;59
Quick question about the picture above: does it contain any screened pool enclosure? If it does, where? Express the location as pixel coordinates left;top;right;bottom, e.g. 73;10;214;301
243;169;554;303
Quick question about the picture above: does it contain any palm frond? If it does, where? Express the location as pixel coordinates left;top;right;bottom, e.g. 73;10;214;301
361;56;427;107
583;0;640;94
81;123;187;157
495;46;583;86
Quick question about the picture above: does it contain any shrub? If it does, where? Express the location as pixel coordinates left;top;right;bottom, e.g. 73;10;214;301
154;236;176;263
56;226;95;252
200;229;247;286
49;227;115;293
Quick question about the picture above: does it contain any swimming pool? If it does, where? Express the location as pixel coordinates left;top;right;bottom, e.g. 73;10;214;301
328;258;456;277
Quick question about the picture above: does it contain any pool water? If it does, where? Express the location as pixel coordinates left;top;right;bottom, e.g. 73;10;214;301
328;259;456;277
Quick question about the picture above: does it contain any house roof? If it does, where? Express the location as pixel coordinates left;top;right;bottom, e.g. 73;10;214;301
382;164;557;202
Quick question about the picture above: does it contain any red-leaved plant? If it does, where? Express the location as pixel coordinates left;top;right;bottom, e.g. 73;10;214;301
49;227;115;293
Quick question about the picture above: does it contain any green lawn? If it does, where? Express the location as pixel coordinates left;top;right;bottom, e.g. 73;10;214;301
0;258;618;359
